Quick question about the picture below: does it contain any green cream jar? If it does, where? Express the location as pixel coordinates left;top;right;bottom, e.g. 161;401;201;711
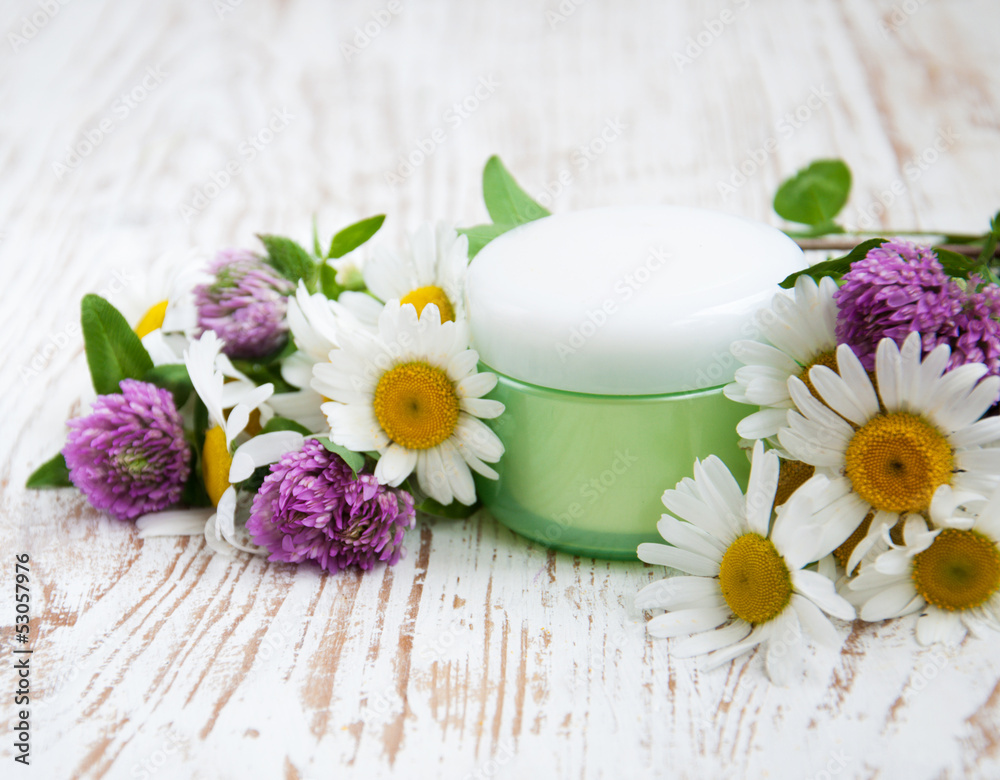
466;206;805;559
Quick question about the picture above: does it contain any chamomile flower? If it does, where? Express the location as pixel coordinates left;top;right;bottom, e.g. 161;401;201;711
635;441;855;685
313;301;504;506
724;275;840;441
778;333;1000;574
361;222;469;324
847;484;1000;644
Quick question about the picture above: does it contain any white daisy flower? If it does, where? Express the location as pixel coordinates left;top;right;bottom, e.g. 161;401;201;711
312;300;504;506
278;281;382;432
724;275;839;441
360;222;469;324
778;332;1000;574
847;484;1000;644
635;441;856;685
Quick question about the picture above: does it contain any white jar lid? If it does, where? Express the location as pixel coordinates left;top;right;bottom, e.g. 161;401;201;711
466;205;805;395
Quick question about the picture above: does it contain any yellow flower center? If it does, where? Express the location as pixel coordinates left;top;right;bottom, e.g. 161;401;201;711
135;300;169;338
774;459;815;507
797;349;838;401
718;533;793;625
912;529;1000;611
399;285;456;323
372;361;460;450
202;425;232;507
844;413;953;514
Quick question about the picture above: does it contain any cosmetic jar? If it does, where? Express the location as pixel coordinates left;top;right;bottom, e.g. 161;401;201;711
466;206;805;559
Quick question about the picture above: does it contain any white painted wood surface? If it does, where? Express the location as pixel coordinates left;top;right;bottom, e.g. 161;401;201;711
3;1;1000;777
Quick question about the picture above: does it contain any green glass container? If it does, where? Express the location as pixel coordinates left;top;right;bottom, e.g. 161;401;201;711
474;372;751;559
466;206;805;560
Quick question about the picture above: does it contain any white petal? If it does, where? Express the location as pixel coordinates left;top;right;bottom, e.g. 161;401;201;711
456;371;497;399
634;575;723;611
136;509;214;537
860;582;922;621
744;441;779;535
646;606;730;639
765;611;804;686
375;443;418;487
656;516;726;561
229;432;304;482
637;543;720;576
702;625;768;670
790;593;842;645
736;408;794;440
915;609;966;646
792;569;856;620
671;621;752;658
447;349;480;382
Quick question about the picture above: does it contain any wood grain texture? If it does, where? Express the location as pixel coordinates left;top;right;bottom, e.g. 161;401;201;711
2;0;1000;777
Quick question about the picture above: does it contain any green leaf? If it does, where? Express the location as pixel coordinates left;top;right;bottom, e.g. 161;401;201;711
319;262;345;300
311;215;323;257
313;436;365;477
258;234;318;290
26;452;72;489
934;247;977;278
143;364;193;408
328;214;386;259
977;210;1000;266
416;497;479;519
774;159;852;227
781;222;846;239
482;156;550;225
458;223;518;259
779;238;887;288
81;294;154;395
260;416;312;436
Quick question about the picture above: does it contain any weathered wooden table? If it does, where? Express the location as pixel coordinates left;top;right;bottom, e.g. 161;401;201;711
3;1;999;777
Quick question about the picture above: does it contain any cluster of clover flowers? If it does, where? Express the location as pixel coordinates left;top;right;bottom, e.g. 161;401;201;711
28;216;505;574
636;240;1000;684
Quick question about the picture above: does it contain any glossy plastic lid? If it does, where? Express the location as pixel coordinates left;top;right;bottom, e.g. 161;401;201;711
466;206;805;395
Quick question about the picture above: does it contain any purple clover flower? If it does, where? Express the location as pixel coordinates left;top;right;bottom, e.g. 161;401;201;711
63;380;191;521
928;276;1000;381
194;248;294;360
834;240;964;370
247;439;416;573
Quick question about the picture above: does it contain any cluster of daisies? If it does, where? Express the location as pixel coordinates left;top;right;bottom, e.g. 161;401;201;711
42;220;505;573
637;240;1000;683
